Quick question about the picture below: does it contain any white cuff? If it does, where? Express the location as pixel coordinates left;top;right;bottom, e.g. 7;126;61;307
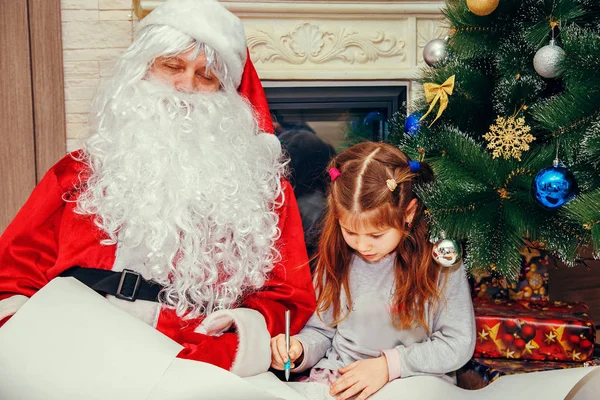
381;348;402;381
0;295;29;322
196;308;271;377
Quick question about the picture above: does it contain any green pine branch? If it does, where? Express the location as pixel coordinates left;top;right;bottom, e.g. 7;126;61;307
582;118;600;168
560;24;600;86
523;0;587;48
562;189;600;256
388;0;600;276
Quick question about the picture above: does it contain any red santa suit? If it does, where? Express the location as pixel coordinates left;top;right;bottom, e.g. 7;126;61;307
0;13;315;377
0;154;315;377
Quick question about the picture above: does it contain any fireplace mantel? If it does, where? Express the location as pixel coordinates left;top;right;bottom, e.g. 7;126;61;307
133;1;447;83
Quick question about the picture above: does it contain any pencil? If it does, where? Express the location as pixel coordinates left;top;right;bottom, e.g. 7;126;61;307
284;309;291;381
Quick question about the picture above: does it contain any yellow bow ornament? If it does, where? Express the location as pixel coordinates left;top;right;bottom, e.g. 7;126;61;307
419;74;455;127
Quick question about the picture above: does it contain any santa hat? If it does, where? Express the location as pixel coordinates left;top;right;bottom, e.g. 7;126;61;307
238;49;274;134
139;0;246;88
139;0;274;135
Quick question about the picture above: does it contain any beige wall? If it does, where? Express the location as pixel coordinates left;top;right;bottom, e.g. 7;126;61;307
62;0;135;151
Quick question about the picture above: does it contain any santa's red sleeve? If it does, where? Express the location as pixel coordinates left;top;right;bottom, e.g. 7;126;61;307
0;154;82;327
156;180;316;377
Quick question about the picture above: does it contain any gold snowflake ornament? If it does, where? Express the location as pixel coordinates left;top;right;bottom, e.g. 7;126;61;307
483;115;535;161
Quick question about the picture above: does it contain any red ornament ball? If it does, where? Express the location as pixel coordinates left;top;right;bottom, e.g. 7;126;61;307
503;333;515;344
570;321;586;335
521;324;537;341
514;338;526;350
569;335;581;345
504;319;519;333
580;339;593;351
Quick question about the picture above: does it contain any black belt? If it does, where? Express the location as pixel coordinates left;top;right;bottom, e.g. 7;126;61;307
60;267;163;302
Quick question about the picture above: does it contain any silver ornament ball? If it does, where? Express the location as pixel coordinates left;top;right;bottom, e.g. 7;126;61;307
432;239;462;267
533;40;565;79
423;39;447;67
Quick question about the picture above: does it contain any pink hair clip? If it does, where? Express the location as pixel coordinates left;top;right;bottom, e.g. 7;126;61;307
329;167;341;181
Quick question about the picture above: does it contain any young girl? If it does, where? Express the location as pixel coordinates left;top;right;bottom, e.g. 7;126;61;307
271;142;476;400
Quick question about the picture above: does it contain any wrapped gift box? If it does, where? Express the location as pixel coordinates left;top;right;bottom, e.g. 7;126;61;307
470;270;509;301
470;245;550;302
508;246;550;302
473;298;596;361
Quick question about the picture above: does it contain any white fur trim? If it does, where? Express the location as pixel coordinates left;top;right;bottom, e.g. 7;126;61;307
0;295;28;322
257;132;282;162
196;308;271;377
195;312;234;336
138;0;247;88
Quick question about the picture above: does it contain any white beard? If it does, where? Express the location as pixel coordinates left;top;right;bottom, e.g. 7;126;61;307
76;79;284;317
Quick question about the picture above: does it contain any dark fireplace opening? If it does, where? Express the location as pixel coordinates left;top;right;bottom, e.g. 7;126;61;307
265;84;407;150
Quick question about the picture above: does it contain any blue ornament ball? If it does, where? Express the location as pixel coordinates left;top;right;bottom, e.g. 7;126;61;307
363;111;385;125
531;163;578;210
404;112;423;135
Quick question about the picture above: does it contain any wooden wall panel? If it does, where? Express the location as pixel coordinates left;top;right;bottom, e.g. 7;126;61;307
0;1;36;233
28;0;66;179
549;260;600;328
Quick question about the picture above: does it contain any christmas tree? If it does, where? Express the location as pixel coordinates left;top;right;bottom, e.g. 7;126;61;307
390;0;600;277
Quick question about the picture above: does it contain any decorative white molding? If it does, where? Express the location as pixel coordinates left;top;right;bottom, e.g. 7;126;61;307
247;23;405;65
133;1;446;81
136;1;445;17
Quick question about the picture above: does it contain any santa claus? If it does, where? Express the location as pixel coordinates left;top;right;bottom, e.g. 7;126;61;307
0;0;315;378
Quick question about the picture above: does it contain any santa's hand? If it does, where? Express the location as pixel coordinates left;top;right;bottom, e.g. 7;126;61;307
270;333;303;370
194;311;234;336
329;356;389;400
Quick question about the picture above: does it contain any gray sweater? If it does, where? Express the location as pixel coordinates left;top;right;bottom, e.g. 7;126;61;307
292;254;476;383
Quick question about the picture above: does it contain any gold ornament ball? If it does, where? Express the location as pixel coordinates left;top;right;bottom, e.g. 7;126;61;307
466;0;500;16
529;264;537;272
528;273;544;290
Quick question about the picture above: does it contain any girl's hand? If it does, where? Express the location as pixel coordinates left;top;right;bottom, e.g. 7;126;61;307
270;334;304;370
329;356;389;400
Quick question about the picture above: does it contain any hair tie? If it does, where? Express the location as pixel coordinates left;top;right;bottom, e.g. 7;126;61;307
386;179;398;192
408;160;421;173
329;167;341;181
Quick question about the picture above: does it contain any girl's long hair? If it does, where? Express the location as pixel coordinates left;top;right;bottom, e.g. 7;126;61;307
315;142;443;331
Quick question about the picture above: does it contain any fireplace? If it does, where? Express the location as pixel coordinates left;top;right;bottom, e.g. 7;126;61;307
134;1;447;148
265;82;407;150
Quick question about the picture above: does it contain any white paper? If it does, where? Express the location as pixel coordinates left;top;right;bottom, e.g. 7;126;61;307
277;366;600;400
566;366;600;400
154;362;599;400
0;277;183;400
481;366;600;400
0;277;598;400
149;360;295;400
244;372;309;400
